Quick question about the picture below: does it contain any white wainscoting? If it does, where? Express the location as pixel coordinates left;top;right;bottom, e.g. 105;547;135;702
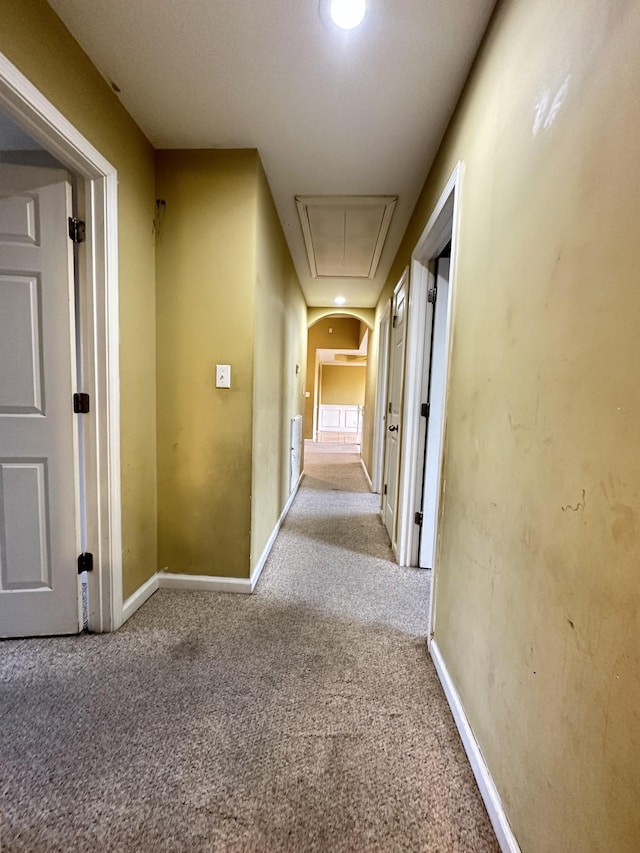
319;404;361;433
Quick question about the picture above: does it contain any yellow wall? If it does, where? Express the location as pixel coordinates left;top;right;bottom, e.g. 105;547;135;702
321;366;366;407
0;0;158;599
373;1;640;849
304;316;361;439
155;150;258;578
251;160;307;572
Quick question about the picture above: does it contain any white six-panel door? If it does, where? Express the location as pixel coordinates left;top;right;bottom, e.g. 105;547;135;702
0;164;81;637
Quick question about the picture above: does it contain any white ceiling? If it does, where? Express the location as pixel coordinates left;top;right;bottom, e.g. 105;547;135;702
46;0;496;308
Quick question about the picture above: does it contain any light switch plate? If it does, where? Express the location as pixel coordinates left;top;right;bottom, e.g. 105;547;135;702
216;364;231;388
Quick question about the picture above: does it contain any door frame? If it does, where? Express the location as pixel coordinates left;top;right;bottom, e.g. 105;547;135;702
371;298;391;493
0;53;122;632
396;163;463;610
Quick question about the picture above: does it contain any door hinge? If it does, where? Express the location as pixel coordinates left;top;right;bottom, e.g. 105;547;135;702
421;402;430;419
78;552;93;573
384;484;388;495
388;401;392;414
415;511;424;527
427;286;437;304
68;217;86;244
73;392;90;414
392;314;398;327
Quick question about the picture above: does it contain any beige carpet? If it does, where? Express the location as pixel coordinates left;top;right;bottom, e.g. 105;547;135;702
0;443;498;852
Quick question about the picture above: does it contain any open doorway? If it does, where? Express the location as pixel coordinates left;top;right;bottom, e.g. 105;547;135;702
0;54;121;634
394;163;463;636
304;314;368;447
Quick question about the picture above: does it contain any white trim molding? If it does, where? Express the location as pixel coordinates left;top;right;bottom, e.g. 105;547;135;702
430;640;521;853
0;52;122;633
396;161;464;568
360;458;373;491
121;573;159;623
119;473;305;624
158;572;252;594
250;471;304;590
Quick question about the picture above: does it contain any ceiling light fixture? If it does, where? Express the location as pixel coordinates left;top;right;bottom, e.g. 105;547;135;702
330;0;366;30
334;296;346;305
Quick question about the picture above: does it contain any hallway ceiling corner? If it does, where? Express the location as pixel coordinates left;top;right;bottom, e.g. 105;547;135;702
46;0;497;307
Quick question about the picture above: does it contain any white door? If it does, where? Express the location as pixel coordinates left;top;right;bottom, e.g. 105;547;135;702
372;301;391;493
419;257;450;569
0;164;81;637
290;415;302;493
382;271;408;550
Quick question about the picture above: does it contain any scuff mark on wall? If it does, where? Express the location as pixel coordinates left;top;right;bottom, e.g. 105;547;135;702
561;489;586;513
610;503;638;544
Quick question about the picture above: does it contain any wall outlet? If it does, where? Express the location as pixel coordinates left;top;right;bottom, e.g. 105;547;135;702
216;364;231;388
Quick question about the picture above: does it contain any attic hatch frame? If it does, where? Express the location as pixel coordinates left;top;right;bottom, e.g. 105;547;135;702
0;52;123;633
296;195;397;279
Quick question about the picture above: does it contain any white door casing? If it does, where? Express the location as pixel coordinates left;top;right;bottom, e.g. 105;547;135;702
0;52;122;632
419;257;450;568
394;163;462;645
371;299;391;494
382;268;408;552
0;165;81;636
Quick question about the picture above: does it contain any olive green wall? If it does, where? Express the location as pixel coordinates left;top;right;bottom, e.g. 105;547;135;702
372;0;640;849
321;366;366;407
155;150;258;579
304;317;362;439
0;0;158;599
251;160;307;572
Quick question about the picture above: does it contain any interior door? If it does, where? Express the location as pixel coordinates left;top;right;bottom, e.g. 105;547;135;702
382;271;408;550
419;257;450;568
0;164;82;637
372;301;391;493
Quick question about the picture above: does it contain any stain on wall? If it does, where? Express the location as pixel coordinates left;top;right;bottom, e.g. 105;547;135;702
368;0;640;849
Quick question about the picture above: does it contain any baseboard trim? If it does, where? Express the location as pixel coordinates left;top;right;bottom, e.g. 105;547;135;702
120;475;304;625
250;472;304;591
121;572;159;623
157;572;252;594
429;640;520;853
360;458;373;491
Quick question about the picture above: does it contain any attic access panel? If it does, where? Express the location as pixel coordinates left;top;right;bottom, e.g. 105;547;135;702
296;195;397;279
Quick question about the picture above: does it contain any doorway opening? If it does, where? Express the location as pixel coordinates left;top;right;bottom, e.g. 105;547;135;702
395;163;463;632
305;314;369;447
0;52;121;634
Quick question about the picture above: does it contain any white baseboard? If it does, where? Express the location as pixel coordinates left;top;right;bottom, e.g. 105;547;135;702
119;475;304;625
250;472;304;591
121;572;159;623
360;458;373;491
157;571;252;594
429;640;521;853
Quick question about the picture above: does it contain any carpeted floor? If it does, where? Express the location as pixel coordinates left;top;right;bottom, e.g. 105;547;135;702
0;442;498;852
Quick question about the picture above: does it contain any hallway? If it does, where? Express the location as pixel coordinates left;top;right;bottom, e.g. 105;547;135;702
0;443;497;852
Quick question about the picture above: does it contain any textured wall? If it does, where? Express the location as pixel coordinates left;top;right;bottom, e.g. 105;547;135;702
0;0;157;599
251;160;307;573
374;0;640;849
155;150;257;579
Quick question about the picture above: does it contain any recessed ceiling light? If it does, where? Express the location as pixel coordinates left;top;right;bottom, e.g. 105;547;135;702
330;0;366;30
334;296;347;305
